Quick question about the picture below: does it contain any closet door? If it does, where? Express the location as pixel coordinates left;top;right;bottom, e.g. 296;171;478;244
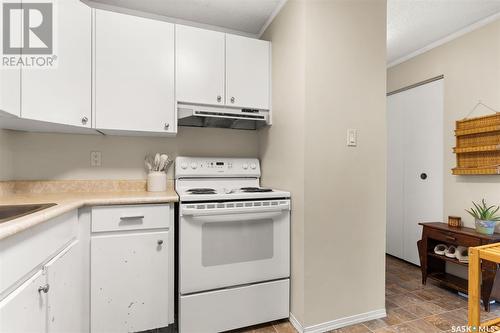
386;79;444;265
386;93;406;259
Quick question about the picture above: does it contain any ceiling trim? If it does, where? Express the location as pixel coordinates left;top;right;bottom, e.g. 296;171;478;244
388;11;500;68
83;0;259;38
258;0;288;38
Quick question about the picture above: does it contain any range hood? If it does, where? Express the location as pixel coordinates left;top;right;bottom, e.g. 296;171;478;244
178;103;270;130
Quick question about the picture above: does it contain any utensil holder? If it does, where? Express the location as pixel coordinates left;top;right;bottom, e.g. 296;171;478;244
147;172;167;192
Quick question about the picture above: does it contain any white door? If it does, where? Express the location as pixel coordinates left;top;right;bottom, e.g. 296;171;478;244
21;0;91;128
226;35;270;110
176;25;225;106
180;201;290;294
387;79;444;265
0;270;47;333
95;10;175;133
45;241;83;333
91;231;170;333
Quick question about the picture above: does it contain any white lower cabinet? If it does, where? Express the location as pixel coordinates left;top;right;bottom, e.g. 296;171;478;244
0;270;47;333
46;241;84;333
0;240;82;333
91;232;170;332
90;204;174;332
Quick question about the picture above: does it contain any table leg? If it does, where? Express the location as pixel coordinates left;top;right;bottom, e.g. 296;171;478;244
468;247;481;329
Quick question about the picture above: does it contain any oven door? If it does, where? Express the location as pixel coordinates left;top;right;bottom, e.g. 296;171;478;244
180;199;290;294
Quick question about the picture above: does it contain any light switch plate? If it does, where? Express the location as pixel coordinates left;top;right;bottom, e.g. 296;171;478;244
90;151;102;167
347;129;357;147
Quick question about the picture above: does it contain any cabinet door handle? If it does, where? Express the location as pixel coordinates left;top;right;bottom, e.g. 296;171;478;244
38;284;50;294
217;95;222;103
120;215;145;220
230;97;235;103
164;123;170;130
157;240;164;245
81;116;89;125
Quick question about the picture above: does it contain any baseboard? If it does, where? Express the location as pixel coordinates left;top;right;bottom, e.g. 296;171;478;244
289;308;386;333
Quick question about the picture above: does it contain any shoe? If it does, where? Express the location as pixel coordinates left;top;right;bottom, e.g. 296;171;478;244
445;245;457;258
434;244;448;255
456;246;469;262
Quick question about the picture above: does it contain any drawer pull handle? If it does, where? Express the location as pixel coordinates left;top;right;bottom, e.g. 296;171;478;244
157;240;164;245
120;215;145;220
446;236;456;241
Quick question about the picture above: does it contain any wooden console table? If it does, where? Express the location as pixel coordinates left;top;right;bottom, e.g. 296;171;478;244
418;222;500;311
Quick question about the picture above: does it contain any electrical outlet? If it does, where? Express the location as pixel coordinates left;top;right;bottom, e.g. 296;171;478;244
90;151;102;167
347;129;357;147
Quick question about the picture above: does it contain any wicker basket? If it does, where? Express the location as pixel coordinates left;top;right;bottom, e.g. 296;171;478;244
453;113;500;175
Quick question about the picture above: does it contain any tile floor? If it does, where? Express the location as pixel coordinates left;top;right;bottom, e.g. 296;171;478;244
242;255;500;333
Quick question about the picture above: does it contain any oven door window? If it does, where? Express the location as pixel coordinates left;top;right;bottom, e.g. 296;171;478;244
202;218;274;267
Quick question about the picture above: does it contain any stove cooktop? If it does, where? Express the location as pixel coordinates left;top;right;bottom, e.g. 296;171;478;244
178;187;289;202
186;188;217;195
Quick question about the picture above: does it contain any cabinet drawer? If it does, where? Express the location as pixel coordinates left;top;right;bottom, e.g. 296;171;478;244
426;228;481;247
91;204;171;233
180;279;289;333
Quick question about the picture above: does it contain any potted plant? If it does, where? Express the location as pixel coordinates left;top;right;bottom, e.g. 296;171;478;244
465;199;500;235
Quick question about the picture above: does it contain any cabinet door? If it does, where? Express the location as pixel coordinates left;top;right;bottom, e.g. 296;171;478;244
45;241;84;333
0;3;21;117
226;34;270;110
0;270;47;333
176;25;225;106
0;68;21;117
95;10;175;133
21;0;92;128
91;231;170;332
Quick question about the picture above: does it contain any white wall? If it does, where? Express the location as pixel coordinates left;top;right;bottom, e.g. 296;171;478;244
5;127;258;180
387;19;500;229
303;0;386;326
261;0;387;328
0;129;13;180
260;0;306;323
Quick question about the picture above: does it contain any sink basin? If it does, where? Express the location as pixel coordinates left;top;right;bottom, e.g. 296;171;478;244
0;203;57;223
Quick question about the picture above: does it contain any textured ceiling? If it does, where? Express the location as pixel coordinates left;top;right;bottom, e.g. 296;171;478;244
90;0;284;36
388;0;500;65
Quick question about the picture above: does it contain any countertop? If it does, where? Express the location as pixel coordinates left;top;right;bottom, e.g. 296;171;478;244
0;188;178;241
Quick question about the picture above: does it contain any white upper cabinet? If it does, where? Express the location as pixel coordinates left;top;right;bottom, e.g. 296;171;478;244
176;25;225;106
95;10;175;134
176;26;270;110
226;35;270;110
0;69;21;117
21;0;92;128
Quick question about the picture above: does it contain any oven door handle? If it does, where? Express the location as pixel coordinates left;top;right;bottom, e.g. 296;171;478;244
182;208;287;222
182;206;288;218
186;211;285;223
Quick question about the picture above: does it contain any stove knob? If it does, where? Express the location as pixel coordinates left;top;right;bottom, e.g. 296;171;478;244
190;162;198;169
180;162;188;170
242;163;249;170
250;163;257;170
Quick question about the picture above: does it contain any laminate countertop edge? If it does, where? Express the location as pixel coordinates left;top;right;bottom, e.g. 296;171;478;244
0;189;179;241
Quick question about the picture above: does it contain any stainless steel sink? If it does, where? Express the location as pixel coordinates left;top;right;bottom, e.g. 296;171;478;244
0;203;57;223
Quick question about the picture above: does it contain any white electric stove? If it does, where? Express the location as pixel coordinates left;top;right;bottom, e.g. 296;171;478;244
175;156;290;333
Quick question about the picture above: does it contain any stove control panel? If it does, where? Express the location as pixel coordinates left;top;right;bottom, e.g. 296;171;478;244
175;157;261;178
